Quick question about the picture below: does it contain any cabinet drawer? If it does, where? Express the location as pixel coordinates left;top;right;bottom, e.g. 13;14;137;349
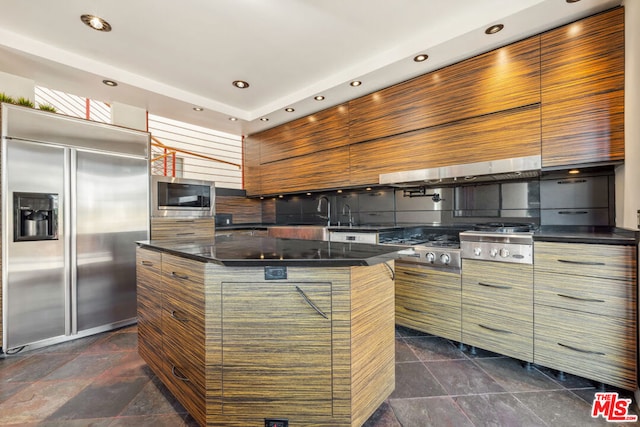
535;305;637;390
138;325;163;372
540;176;610;209
462;261;533;311
162;296;205;366
396;294;461;342
136;248;162;291
462;307;533;362
534;242;636;281
534;270;635;317
395;264;461;340
162;342;206;426
162;254;206;302
151;217;215;240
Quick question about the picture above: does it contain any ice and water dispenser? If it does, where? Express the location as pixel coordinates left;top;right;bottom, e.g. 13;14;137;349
14;192;59;241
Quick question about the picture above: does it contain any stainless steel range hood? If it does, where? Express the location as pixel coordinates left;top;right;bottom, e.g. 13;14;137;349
379;155;541;187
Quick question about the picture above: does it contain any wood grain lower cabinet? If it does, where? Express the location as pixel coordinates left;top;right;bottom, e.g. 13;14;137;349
461;260;533;362
150;217;215;240
533;242;637;390
159;253;216;426
136;248;163;373
136;251;395;426
221;282;333;418
395;262;461;342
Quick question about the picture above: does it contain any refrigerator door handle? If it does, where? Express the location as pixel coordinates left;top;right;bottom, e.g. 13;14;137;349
67;148;76;336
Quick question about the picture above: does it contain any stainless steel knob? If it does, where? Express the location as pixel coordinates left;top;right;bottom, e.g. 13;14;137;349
425;252;436;263
474;247;482;256
490;248;498;258
440;253;450;264
500;248;510;258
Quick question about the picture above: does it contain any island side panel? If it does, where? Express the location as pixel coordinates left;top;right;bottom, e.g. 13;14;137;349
209;265;353;427
350;261;396;426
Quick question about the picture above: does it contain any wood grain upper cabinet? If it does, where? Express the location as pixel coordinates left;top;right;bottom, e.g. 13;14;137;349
244;104;349;195
349;36;541;144
243;135;261;196
260;146;350;195
541;7;624;168
249;104;349;164
350;104;541;186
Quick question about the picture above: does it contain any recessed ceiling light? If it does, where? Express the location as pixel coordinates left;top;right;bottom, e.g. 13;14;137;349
102;79;117;87
314;95;325;101
285;107;295;112
193;107;203;111
232;80;250;89
260;117;269;122
485;24;504;35
413;54;429;62
350;80;362;87
81;14;112;32
229;117;238;121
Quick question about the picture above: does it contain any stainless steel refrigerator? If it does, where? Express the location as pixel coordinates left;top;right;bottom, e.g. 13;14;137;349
1;103;149;353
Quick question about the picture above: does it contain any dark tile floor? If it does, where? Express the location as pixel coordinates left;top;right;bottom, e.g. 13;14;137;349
1;325;638;427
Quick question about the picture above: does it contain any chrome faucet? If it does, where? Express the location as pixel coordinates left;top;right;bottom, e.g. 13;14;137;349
317;196;331;226
341;203;353;227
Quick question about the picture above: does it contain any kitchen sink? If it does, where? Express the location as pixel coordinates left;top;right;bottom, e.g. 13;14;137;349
267;225;329;241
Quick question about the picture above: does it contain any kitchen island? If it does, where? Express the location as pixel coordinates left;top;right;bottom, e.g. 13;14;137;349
136;235;399;427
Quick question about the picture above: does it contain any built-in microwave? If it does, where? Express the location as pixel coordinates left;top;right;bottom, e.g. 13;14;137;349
151;176;215;217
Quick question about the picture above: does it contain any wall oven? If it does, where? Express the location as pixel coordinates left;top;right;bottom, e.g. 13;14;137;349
151;176;215;217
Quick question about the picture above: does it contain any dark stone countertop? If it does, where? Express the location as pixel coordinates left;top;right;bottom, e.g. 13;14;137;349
214;223;639;245
533;226;638;245
137;234;401;267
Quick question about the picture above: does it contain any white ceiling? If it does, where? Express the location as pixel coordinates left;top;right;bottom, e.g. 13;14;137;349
0;0;622;136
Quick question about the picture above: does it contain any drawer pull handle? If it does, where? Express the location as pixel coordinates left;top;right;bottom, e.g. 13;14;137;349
171;272;189;280
171;365;190;382
404;306;427;314
478;282;512;290
170;310;189;323
557;293;605;303
176;220;196;223
295;286;328;319
383;262;395;280
478;324;512;334
556;179;587;184
558;211;588;215
557;259;605;266
558;342;605;356
141;260;154;266
176;232;196;236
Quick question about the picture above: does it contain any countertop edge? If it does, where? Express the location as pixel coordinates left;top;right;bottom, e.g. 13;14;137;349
136;239;400;267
